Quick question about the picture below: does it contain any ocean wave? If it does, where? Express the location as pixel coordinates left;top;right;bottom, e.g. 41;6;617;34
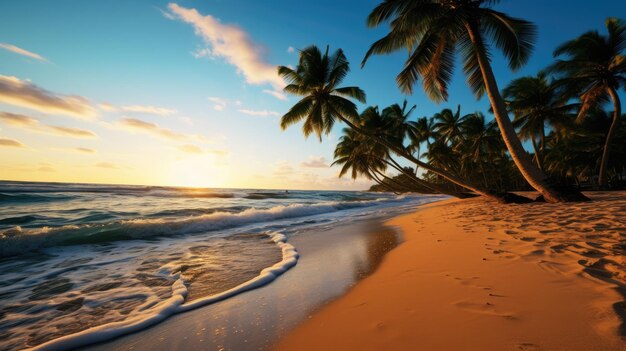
0;193;76;203
0;196;407;257
26;232;298;351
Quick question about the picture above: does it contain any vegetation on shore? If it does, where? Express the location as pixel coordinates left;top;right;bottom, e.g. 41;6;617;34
279;0;625;203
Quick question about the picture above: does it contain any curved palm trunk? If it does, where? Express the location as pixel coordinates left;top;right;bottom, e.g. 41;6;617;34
372;169;413;193
530;136;543;170
599;86;622;187
336;115;505;202
384;158;467;198
465;22;569;203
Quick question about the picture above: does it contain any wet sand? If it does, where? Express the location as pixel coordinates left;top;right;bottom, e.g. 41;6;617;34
278;192;625;351
86;218;401;350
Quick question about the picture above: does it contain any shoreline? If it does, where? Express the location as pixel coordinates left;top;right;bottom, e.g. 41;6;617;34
277;193;625;350
84;216;406;350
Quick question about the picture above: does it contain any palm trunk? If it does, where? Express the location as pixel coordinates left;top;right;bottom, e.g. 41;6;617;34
465;22;568;203
373;169;413;193
599;86;622;187
336;115;504;202
539;121;546;172
384;158;466;198
530;136;543;170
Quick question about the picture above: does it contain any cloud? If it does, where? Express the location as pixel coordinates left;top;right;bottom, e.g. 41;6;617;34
75;147;96;153
98;103;118;112
262;89;287;101
238;109;280;117
0;111;38;126
121;105;177;116
273;161;294;177
96;162;120;169
0;111;97;138
167;3;285;95
177;144;229;157
178;144;203;154
301;156;329;168
48;126;96;138
287;46;295;54
117;117;190;140
0;137;25;147
0;75;97;119
0;43;48;61
206;149;229;157
207;96;227;111
192;47;212;59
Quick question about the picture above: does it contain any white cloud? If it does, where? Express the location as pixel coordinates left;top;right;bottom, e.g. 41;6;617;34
301;156;329;168
167;3;285;97
207;96;228;111
262;89;287;101
0;43;48;62
192;47;212;59
121;105;177;116
238;109;280;117
0;75;97;119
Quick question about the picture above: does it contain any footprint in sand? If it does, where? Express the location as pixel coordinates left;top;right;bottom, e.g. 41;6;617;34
517;342;540;350
454;301;516;320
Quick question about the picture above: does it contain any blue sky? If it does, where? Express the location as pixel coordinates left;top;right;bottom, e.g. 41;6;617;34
0;0;624;189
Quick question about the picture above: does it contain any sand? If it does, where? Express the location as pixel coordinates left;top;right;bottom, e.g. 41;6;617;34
277;192;625;351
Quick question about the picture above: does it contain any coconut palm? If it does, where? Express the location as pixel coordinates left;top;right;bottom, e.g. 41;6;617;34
408;116;438;158
502;72;578;170
362;0;582;202
549;17;626;187
279;45;503;201
381;100;417;144
432;106;464;144
278;45;366;140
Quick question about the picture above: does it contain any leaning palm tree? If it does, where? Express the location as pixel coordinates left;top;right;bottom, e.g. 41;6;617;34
279;45;503;201
549;18;626;187
502;72;578;170
362;0;583;202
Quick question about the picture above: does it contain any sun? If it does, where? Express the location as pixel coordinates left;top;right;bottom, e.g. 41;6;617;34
168;156;226;188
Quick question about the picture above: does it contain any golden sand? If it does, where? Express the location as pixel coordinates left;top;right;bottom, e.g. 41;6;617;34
278;192;625;350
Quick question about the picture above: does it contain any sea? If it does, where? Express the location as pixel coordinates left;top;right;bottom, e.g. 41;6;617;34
0;180;445;350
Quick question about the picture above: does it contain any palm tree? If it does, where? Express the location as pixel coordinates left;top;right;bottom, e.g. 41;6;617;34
502;72;577;170
381;100;417;145
279;45;503;201
549;18;626;187
278;45;366;140
432;105;464;144
362;0;581;202
408;116;438;158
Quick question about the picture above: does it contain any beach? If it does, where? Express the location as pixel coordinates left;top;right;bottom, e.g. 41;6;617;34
279;192;625;350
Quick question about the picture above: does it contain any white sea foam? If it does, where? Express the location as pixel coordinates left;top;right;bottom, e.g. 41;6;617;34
0;196;415;257
27;232;298;351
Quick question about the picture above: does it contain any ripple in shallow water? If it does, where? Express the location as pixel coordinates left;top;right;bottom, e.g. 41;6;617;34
0;232;282;350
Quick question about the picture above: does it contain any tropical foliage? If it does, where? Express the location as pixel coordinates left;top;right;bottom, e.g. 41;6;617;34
278;6;626;203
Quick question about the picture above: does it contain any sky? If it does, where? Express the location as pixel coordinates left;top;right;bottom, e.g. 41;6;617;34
0;0;624;190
